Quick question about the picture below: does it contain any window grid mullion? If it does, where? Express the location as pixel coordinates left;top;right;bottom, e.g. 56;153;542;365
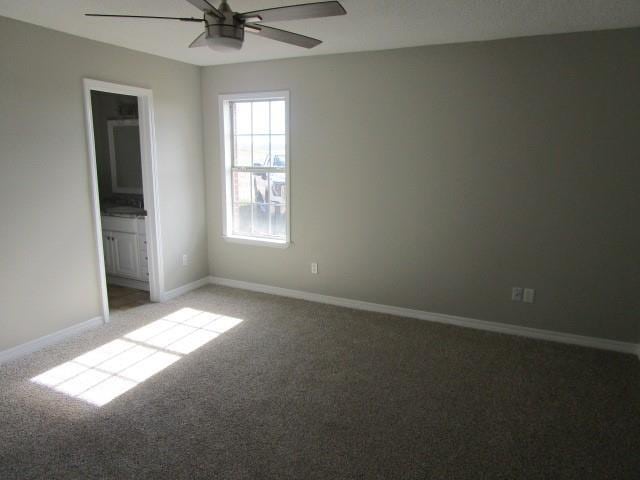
232;167;282;173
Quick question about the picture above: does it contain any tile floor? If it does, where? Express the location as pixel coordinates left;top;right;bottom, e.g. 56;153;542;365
107;284;150;311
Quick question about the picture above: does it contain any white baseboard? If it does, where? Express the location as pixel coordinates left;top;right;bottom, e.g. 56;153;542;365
0;316;104;365
107;275;150;291
209;276;639;357
0;274;208;365
4;277;632;365
160;276;211;302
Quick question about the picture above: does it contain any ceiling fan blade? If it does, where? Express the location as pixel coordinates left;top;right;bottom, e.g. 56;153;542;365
246;23;321;49
85;14;204;22
238;1;346;22
184;0;224;18
189;31;209;48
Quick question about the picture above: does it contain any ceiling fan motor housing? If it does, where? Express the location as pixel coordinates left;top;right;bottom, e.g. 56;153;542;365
203;4;243;51
205;23;244;50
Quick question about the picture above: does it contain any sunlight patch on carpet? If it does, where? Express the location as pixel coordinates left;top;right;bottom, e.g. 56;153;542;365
31;308;243;406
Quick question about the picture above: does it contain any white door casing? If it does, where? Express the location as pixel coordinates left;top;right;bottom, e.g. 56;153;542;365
83;79;165;323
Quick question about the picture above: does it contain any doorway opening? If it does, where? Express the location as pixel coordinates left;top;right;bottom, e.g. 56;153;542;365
83;80;164;322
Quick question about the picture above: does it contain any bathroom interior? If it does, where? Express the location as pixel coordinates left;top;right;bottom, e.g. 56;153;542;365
91;91;150;311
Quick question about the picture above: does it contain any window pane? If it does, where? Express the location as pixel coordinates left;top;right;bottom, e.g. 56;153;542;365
270;135;286;167
252;172;269;204
269;172;286;205
270;100;285;134
234;102;251;135
234;135;251;166
270;205;287;238
252;101;269;134
232;204;251;236
252;204;269;236
252;135;269;166
232;171;251;203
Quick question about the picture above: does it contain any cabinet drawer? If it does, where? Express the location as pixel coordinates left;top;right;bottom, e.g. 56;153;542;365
101;216;137;234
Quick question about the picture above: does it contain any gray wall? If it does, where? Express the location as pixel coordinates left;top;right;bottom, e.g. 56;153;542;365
203;28;640;343
1;15;637;352
0;17;208;351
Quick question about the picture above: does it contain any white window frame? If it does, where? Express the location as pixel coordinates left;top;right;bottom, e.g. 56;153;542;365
219;90;291;247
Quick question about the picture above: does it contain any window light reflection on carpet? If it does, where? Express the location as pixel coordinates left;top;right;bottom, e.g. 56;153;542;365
31;308;243;407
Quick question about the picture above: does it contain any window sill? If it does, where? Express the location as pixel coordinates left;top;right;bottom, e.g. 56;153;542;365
222;235;290;249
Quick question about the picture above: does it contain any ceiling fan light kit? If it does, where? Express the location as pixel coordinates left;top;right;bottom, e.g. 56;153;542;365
199;1;244;51
86;0;347;52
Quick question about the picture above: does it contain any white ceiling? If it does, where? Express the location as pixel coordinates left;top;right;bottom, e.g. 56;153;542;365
1;0;640;66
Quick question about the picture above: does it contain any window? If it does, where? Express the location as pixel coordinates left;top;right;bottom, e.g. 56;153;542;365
220;91;289;246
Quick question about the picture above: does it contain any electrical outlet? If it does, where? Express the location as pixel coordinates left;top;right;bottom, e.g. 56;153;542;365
523;288;535;303
182;254;189;266
311;262;318;274
511;287;524;302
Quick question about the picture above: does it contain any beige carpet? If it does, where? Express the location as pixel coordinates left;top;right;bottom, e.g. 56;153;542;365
0;285;638;479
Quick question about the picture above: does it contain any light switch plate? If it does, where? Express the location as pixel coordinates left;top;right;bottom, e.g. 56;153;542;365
512;287;524;302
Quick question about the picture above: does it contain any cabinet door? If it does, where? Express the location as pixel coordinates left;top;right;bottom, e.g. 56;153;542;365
138;235;149;281
102;231;116;275
112;232;140;279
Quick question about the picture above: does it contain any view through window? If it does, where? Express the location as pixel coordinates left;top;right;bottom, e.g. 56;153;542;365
221;92;289;244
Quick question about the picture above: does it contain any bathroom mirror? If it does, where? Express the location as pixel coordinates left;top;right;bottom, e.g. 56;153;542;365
107;119;143;194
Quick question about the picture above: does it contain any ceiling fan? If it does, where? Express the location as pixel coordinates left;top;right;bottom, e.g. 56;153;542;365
86;0;347;51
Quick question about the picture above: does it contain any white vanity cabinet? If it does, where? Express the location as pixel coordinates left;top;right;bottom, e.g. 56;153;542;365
101;216;148;283
105;231;139;278
102;231;116;274
138;235;149;281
